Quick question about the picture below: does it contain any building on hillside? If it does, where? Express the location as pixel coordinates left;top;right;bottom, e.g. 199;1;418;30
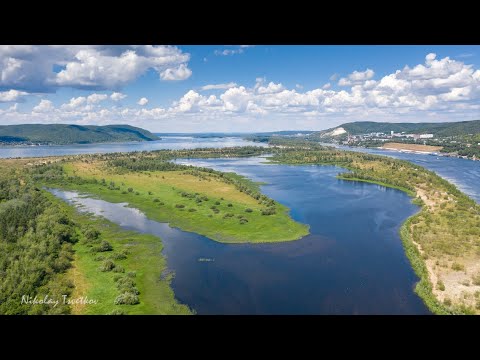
419;134;434;139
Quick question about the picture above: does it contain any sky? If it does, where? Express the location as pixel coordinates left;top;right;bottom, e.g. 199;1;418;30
0;45;479;133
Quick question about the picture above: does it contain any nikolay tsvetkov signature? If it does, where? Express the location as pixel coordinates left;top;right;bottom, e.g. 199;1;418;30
21;295;98;308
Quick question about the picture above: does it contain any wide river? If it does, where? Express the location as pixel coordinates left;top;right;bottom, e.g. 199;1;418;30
8;136;478;314
51;154;431;314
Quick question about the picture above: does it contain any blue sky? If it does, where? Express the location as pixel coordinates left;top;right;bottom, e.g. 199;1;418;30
0;45;479;132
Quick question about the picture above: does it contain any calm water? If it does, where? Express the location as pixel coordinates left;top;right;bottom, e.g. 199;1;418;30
50;156;430;314
0;136;263;158
336;145;480;203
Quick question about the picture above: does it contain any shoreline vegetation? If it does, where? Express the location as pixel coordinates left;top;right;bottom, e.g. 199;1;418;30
0;159;190;314
2;144;480;314
45;192;192;315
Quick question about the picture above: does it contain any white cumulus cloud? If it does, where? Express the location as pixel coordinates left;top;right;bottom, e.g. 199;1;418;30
338;69;375;86
110;92;127;101
201;82;237;91
160;64;192;81
87;93;108;104
33;99;54;112
0;89;29;102
137;97;149;106
0;45;191;92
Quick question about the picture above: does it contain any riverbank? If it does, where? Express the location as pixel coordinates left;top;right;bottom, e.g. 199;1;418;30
45;191;192;315
269;148;480;314
381;142;443;154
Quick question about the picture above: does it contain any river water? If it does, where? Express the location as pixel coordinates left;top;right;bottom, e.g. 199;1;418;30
50;156;430;314
0;136;262;158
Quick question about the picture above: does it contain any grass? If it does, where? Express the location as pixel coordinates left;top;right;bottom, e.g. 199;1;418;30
45;191;191;315
49;161;309;243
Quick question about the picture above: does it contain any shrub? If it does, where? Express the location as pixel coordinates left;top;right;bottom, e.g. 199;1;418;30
472;274;480;286
92;240;113;253
111;252;127;260
114;292;140;305
175;204;185;209
112;265;125;273
436;280;445;291
116;277;136;289
148;191;153;195
108;309;125;315
94;255;105;261
215;201;220;205
135;192;140;195
452;262;465;271
113;274;123;282
245;208;253;213
127;187;133;193
153;198;160;202
227;203;233;207
188;208;197;212
239;218;248;225
99;260;116;272
261;208;276;216
121;191;128;194
443;298;452;306
159;202;165;205
126;271;136;278
100;240;113;251
84;227;101;241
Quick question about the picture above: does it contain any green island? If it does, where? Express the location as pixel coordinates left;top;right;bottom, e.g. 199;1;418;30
33;147;309;243
1;144;480;315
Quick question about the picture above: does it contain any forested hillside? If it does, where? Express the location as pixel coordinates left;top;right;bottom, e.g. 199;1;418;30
0;124;159;145
315;120;480;137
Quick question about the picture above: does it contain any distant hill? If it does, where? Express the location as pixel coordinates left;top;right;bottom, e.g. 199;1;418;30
0;124;159;145
313;120;480;138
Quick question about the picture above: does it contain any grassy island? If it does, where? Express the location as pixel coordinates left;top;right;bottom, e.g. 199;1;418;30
30;148;308;244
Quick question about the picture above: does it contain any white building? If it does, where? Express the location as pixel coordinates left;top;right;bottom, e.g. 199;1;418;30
419;134;434;139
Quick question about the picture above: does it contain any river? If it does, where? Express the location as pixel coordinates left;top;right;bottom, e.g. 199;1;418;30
50;156;430;314
0;136;262;158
